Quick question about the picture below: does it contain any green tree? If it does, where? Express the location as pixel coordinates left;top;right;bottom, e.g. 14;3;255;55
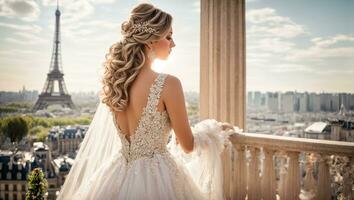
32;118;52;128
28;126;50;142
0;119;4;134
23;115;35;129
36;131;49;142
0;102;32;113
0;119;6;144
26;168;48;200
29;126;45;136
2;116;29;144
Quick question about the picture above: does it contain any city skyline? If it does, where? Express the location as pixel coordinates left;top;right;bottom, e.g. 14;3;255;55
2;85;354;94
0;0;353;93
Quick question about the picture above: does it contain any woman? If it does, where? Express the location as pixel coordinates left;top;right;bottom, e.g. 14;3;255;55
57;3;239;200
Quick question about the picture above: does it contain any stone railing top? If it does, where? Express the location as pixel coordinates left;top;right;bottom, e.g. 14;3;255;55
229;132;354;156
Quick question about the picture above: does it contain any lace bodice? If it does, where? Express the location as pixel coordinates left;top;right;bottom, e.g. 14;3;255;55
112;73;171;163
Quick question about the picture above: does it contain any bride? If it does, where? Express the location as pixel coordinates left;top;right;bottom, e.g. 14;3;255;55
57;3;240;200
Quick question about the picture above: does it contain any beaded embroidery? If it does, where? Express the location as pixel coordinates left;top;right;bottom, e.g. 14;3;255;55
112;73;171;163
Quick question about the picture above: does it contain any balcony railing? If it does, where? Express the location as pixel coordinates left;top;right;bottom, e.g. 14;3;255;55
222;132;354;200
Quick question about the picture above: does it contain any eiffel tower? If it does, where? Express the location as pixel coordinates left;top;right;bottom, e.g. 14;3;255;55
33;0;75;111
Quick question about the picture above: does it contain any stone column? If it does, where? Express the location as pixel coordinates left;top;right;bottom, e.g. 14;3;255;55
200;0;246;129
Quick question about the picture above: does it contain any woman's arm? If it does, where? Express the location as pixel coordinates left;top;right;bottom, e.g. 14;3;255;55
164;75;194;153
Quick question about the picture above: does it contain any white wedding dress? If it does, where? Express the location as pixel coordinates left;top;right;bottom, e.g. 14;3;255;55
57;73;238;200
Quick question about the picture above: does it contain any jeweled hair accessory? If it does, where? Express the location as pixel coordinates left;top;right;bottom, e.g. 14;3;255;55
131;21;157;34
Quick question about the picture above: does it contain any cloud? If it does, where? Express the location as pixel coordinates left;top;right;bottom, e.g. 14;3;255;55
61;1;95;25
247;37;295;53
314;69;354;75
0;0;40;21
0;22;47;45
311;34;354;48
40;0;120;42
288;46;354;60
246;7;354;80
59;19;120;42
271;63;313;73
0;49;41;56
41;0;97;24
4;37;46;45
0;22;42;33
246;8;307;38
286;34;354;61
89;0;116;4
41;0;116;6
10;31;48;44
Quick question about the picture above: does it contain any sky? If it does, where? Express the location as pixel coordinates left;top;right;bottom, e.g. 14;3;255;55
246;0;354;93
0;0;353;93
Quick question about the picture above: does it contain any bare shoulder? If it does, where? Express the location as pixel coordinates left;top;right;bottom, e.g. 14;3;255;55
163;74;183;98
164;74;182;91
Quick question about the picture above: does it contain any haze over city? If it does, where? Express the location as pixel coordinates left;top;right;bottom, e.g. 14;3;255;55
0;0;353;93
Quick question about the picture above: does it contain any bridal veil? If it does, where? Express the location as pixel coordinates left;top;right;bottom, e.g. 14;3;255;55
57;100;240;200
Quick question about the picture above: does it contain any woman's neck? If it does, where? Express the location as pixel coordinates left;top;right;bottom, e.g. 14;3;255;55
140;58;155;74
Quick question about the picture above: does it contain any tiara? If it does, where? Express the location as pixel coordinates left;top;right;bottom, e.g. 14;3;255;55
130;21;157;34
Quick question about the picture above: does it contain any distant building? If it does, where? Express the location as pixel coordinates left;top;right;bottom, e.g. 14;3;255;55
31;142;59;199
52;156;74;187
253;91;263;108
330;94;340;112
304;104;354;141
304;122;331;140
320;93;332;111
299;93;309;112
0;152;28;200
309;93;321;112
0;142;69;200
0;87;38;104
280;92;295;112
328;104;354;141
47;125;87;157
266;92;279;112
248;91;353;113
247;91;253;107
320;93;340;112
339;93;354;111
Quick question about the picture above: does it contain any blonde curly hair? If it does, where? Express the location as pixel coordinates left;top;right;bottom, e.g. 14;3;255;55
101;3;172;112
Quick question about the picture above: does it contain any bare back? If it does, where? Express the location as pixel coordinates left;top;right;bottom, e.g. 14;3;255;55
114;70;195;154
114;71;167;140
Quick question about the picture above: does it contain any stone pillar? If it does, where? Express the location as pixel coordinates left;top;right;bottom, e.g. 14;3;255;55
200;0;246;129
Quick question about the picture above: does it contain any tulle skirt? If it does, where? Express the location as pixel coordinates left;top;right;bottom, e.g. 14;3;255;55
72;151;206;200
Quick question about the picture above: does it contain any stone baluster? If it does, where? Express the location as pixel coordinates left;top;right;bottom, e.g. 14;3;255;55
278;152;288;200
232;145;247;200
315;153;331;200
247;146;261;200
342;156;353;199
286;151;301;200
300;153;317;200
261;148;276;200
222;144;232;199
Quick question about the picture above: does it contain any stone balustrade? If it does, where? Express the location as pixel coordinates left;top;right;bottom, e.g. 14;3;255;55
221;132;354;200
